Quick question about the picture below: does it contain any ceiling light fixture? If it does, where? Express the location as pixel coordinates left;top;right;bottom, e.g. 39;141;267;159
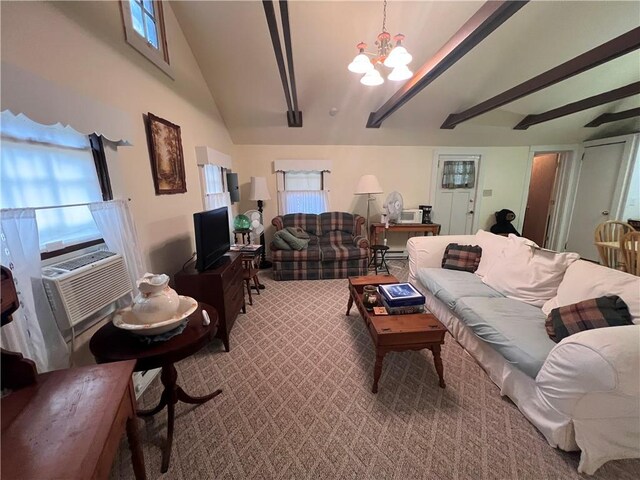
347;0;413;86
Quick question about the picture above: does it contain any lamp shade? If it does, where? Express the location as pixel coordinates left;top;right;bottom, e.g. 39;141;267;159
249;176;271;201
388;64;413;81
384;46;413;68
354;174;383;195
348;53;374;74
360;68;384;86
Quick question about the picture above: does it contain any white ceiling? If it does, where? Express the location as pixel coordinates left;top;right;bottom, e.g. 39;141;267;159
171;0;640;146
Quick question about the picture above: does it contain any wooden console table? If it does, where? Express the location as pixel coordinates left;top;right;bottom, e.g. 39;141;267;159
1;360;146;480
369;222;440;246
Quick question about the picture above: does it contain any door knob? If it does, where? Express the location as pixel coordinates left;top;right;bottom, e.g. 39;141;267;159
602;210;610;215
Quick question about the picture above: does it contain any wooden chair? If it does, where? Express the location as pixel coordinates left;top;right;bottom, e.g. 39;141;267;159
594;221;633;270
620;231;640;276
242;258;261;305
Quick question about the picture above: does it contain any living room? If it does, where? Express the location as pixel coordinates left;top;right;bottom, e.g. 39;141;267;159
1;1;639;479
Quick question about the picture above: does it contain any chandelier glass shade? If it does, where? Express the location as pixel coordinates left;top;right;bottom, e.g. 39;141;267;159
347;1;413;86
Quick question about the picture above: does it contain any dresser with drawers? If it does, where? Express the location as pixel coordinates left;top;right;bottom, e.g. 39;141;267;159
174;252;244;352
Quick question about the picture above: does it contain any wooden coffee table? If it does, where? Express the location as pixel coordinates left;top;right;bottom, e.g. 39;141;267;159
347;274;447;393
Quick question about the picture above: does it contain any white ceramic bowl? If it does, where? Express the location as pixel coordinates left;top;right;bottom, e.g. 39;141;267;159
113;296;198;336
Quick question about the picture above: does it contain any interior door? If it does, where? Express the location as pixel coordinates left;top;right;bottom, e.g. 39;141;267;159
522;153;559;247
434;155;479;235
565;142;625;261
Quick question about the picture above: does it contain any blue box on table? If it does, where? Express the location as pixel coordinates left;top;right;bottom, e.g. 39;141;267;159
377;283;425;308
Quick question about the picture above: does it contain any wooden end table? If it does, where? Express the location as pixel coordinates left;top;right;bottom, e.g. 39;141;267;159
347;275;447;393
90;304;222;473
1;360;146;480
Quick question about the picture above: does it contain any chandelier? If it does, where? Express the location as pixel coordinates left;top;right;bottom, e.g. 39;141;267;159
347;0;413;86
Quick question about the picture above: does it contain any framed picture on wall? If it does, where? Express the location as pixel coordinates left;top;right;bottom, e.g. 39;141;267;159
145;112;186;195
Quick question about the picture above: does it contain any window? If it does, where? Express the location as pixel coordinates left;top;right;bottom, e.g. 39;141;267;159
120;0;173;78
274;160;332;215
279;171;329;215
199;164;231;211
441;160;476;189
195;146;233;215
203;164;224;194
0;112;111;252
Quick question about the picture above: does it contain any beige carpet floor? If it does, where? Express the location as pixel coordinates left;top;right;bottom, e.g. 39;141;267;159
111;260;639;479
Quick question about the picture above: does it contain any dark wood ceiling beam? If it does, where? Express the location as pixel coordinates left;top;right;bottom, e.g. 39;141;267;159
513;82;640;130
366;1;528;129
280;0;300;123
584;107;640;128
441;27;640;129
263;0;302;127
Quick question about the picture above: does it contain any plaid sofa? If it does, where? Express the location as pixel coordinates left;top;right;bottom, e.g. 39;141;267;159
270;212;369;280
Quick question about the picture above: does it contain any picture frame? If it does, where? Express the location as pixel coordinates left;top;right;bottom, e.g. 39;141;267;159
145;113;186;195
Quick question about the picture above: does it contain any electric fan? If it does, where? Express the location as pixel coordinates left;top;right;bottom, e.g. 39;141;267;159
384;191;404;223
244;209;264;244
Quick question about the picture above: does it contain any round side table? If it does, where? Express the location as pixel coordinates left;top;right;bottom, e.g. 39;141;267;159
90;303;221;473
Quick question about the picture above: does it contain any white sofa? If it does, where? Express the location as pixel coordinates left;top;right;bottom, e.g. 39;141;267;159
407;232;640;475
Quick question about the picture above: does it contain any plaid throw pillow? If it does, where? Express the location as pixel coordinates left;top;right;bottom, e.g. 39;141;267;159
545;295;633;343
441;243;482;273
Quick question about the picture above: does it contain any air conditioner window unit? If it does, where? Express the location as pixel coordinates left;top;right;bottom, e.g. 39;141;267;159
42;251;132;330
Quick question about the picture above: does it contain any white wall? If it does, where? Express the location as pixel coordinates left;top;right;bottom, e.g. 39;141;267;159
475;147;531;232
1;0;233;276
623;154;640;221
232;144;530;252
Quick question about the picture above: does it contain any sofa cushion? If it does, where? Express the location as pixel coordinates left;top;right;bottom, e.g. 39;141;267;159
441;243;482;273
280;213;320;235
274;229;309;250
454;297;556;378
475;229;510;277
272;233;292;250
545;295;633;343
416;268;503;309
543;260;640;324
320;244;368;261
271;243;321;262
482;235;579;307
319;231;355;246
319;212;357;235
285;226;310;239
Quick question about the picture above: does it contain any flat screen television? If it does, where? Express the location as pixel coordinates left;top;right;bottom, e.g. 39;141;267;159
194;207;231;272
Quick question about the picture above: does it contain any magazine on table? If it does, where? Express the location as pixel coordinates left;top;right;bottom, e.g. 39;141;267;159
230;244;262;252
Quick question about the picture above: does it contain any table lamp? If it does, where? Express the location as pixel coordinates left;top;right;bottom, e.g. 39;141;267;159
249;176;272;268
354;174;383;241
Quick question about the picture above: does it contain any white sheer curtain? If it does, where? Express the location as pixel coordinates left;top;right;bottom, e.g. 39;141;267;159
278;190;329;214
0;111;103;250
89;200;145;301
203;165;224;194
204;192;230;211
0;208;69;372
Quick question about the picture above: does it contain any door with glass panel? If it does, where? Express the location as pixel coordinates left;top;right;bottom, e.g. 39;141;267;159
434;155;479;235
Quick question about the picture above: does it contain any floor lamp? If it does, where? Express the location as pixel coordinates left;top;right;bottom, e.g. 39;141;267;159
354;174;383;243
249;176;272;269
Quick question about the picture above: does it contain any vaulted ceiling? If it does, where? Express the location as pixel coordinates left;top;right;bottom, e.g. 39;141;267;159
171;1;640;146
